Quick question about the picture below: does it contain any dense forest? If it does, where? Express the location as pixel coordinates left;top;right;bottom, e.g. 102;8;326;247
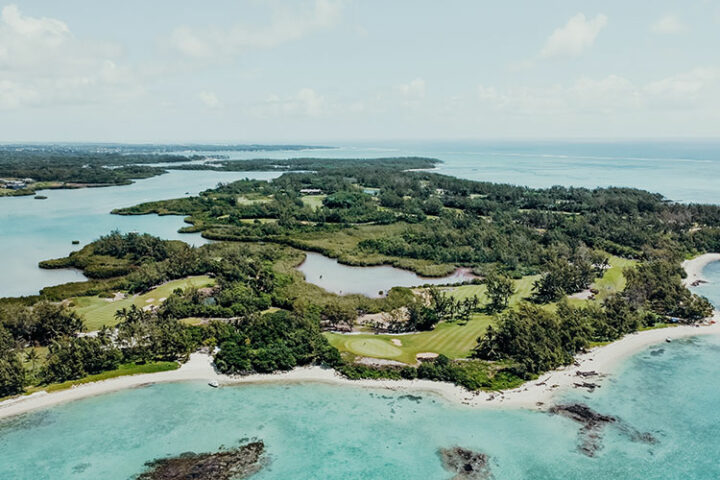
117;158;720;276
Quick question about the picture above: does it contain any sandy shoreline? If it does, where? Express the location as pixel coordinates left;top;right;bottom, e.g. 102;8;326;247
3;320;718;420
682;253;720;287
2;255;719;420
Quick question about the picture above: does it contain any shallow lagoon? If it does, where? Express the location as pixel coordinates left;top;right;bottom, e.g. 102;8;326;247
297;251;476;297
0;170;280;297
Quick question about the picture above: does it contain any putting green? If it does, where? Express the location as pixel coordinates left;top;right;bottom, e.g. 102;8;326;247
341;338;403;358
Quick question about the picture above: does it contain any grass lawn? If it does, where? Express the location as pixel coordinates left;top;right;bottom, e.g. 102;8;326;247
445;274;540;307
301;194;326;210
71;275;214;331
239;218;277;224
326;314;495;364
236;194;271;205
593;255;636;301
564;254;636;307
24;362;179;395
327;254;634;364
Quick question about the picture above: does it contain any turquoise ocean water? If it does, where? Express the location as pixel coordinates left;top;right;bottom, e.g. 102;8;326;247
1;334;719;479
0;170;280;297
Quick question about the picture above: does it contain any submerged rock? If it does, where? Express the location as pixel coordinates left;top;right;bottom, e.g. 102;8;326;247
438;446;494;479
136;441;265;480
549;403;657;457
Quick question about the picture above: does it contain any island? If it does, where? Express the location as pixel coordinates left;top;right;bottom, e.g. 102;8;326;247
1;155;719;416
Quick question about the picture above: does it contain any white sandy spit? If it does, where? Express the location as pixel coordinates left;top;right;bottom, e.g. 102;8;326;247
682;253;720;287
2;256;719;420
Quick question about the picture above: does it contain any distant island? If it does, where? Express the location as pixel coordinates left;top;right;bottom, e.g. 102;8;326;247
0;144;331;197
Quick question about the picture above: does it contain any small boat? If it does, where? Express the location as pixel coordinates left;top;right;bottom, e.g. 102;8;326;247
665;337;672;343
208;380;219;388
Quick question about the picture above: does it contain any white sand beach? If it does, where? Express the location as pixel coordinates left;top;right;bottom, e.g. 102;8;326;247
2;255;719;420
682;253;720;286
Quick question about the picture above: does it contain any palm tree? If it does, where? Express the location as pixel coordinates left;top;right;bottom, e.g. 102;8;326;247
24;348;40;373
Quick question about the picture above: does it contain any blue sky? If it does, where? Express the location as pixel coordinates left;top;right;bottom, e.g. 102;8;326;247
1;1;719;142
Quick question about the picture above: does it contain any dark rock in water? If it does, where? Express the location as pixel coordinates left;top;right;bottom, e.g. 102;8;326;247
397;394;423;403
549;404;657;457
549;403;615;425
439;446;494;479
72;462;91;473
136;441;265;480
573;381;600;392
549;403;615;457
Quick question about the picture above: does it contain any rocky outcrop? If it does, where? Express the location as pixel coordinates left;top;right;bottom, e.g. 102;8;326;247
549;403;657;457
439;446;494;480
136;441;265;480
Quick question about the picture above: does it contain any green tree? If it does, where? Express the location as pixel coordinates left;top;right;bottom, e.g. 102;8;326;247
485;270;515;312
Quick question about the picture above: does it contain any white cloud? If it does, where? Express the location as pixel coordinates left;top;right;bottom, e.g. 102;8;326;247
651;15;686;35
296;88;325;116
0;4;140;110
0;4;67;39
643;67;720;109
540;13;608;58
170;0;342;60
198;90;222;109
0;80;38;109
256;88;327;117
398;78;426;99
476;68;720;115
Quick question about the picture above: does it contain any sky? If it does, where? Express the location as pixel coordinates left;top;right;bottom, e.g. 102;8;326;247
0;0;719;143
